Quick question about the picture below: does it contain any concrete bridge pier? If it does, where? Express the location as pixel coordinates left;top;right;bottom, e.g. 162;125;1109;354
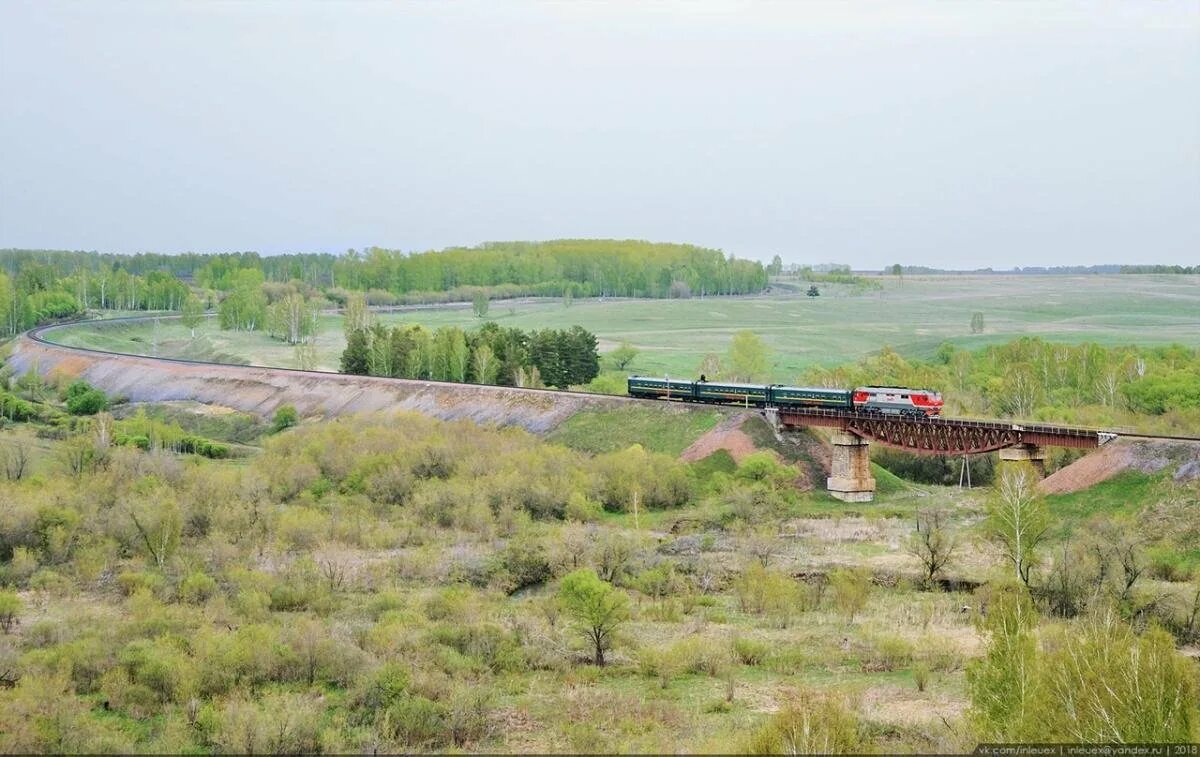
999;443;1047;476
827;432;876;502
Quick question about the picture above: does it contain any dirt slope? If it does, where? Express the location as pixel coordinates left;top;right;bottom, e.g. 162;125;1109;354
7;336;629;433
1040;438;1200;494
679;413;761;463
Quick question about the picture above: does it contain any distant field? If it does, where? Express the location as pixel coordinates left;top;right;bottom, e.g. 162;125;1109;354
46;274;1200;382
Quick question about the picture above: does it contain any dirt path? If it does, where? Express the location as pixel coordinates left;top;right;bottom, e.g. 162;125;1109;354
679;412;761;463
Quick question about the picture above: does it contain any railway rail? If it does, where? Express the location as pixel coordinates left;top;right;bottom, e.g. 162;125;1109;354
22;314;1200;454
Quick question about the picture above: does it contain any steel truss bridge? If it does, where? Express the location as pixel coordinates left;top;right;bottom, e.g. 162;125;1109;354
772;407;1124;454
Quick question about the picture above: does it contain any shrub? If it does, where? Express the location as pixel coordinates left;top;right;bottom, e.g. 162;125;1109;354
383;695;447;748
912;660;931;692
178;572;218;604
732;636;770;666
277;507;329;550
564;492;603;523
0;591;21;633
117;570;166;597
64;382;108;416
742;689;862;754
495;534;552;593
862;633;913;672
829;568;870;622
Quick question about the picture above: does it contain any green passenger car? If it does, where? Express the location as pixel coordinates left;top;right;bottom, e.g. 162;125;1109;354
768;386;852;409
627;376;696;400
693;381;769;406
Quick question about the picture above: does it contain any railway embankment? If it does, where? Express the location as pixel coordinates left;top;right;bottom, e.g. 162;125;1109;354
6;333;631;433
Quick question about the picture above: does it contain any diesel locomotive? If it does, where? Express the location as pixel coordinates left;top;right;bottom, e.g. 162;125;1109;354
626;376;944;418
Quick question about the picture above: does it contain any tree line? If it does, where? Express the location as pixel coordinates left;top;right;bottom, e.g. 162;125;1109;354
340;314;600;389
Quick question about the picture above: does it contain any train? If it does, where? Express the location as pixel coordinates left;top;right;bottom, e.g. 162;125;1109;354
626;375;944;418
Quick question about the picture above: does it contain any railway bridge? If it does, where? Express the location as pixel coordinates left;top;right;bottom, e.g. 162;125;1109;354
765;407;1118;502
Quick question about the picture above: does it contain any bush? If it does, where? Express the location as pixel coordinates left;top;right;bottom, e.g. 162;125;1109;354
732;636;770;666
495;534;552;593
178;435;229;459
829;568;871;622
117;570;166;597
271;405;298;433
912;661;931;692
742;689;862;754
862;633;913;672
65;388;108;416
178;572;219;604
0;591;21;633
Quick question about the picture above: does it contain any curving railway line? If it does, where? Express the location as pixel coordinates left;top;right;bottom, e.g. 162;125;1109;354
18;314;1200;455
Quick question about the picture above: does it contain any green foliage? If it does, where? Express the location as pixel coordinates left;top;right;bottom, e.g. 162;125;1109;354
987;465;1050;585
330;240;767;299
969;581;1197;743
63;381;108;415
178;571;218;604
271;404;298;433
558;568;630;666
217;269;267;331
829;567;870;622
726;329;771;382
472;291;489;318
742;689;862;754
0;591;21;632
609;340;639;370
547;406;720;456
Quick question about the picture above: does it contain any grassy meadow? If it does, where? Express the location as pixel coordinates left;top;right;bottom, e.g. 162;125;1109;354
46;274;1200;381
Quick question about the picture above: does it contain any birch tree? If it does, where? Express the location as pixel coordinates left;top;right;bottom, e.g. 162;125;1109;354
987;465;1050;586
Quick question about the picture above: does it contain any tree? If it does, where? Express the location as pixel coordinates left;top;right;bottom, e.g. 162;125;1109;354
767;255;784;276
341;329;371;375
64;381;108;415
891;264;903;277
342;291;372;335
563;326;600;386
558;569;630;666
609;341;639;371
472;291;489;318
218;269;267;331
806;285;820;297
294;339;317;371
727;330;771;382
967;581;1039;741
907;508;958;587
971;312;985;334
987;465;1050;586
180;293;204;338
272;405;298;433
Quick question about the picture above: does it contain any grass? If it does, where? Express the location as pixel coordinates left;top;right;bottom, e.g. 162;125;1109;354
46;274;1200;383
546;406;723;456
1044;470;1163;524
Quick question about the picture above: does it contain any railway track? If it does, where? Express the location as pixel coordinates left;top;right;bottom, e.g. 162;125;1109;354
22;314;1200;447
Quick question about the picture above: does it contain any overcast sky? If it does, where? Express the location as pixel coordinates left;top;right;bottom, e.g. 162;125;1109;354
2;1;1197;269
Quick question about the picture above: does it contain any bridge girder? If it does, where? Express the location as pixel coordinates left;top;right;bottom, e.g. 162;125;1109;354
775;408;1103;454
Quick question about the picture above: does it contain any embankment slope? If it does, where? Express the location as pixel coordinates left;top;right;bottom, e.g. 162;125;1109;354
7;335;631;433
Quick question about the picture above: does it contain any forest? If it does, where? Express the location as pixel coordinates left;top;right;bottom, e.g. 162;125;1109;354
0;240;767;335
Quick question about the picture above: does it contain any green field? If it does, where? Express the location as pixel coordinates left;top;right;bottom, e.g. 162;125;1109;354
47;274;1200;382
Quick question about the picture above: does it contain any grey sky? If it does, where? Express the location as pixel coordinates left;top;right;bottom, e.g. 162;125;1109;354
2;1;1197;269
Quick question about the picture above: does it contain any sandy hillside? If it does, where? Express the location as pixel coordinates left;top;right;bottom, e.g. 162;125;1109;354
1040;439;1200;494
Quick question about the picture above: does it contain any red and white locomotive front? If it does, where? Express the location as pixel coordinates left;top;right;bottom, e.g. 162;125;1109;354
851;387;944;417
